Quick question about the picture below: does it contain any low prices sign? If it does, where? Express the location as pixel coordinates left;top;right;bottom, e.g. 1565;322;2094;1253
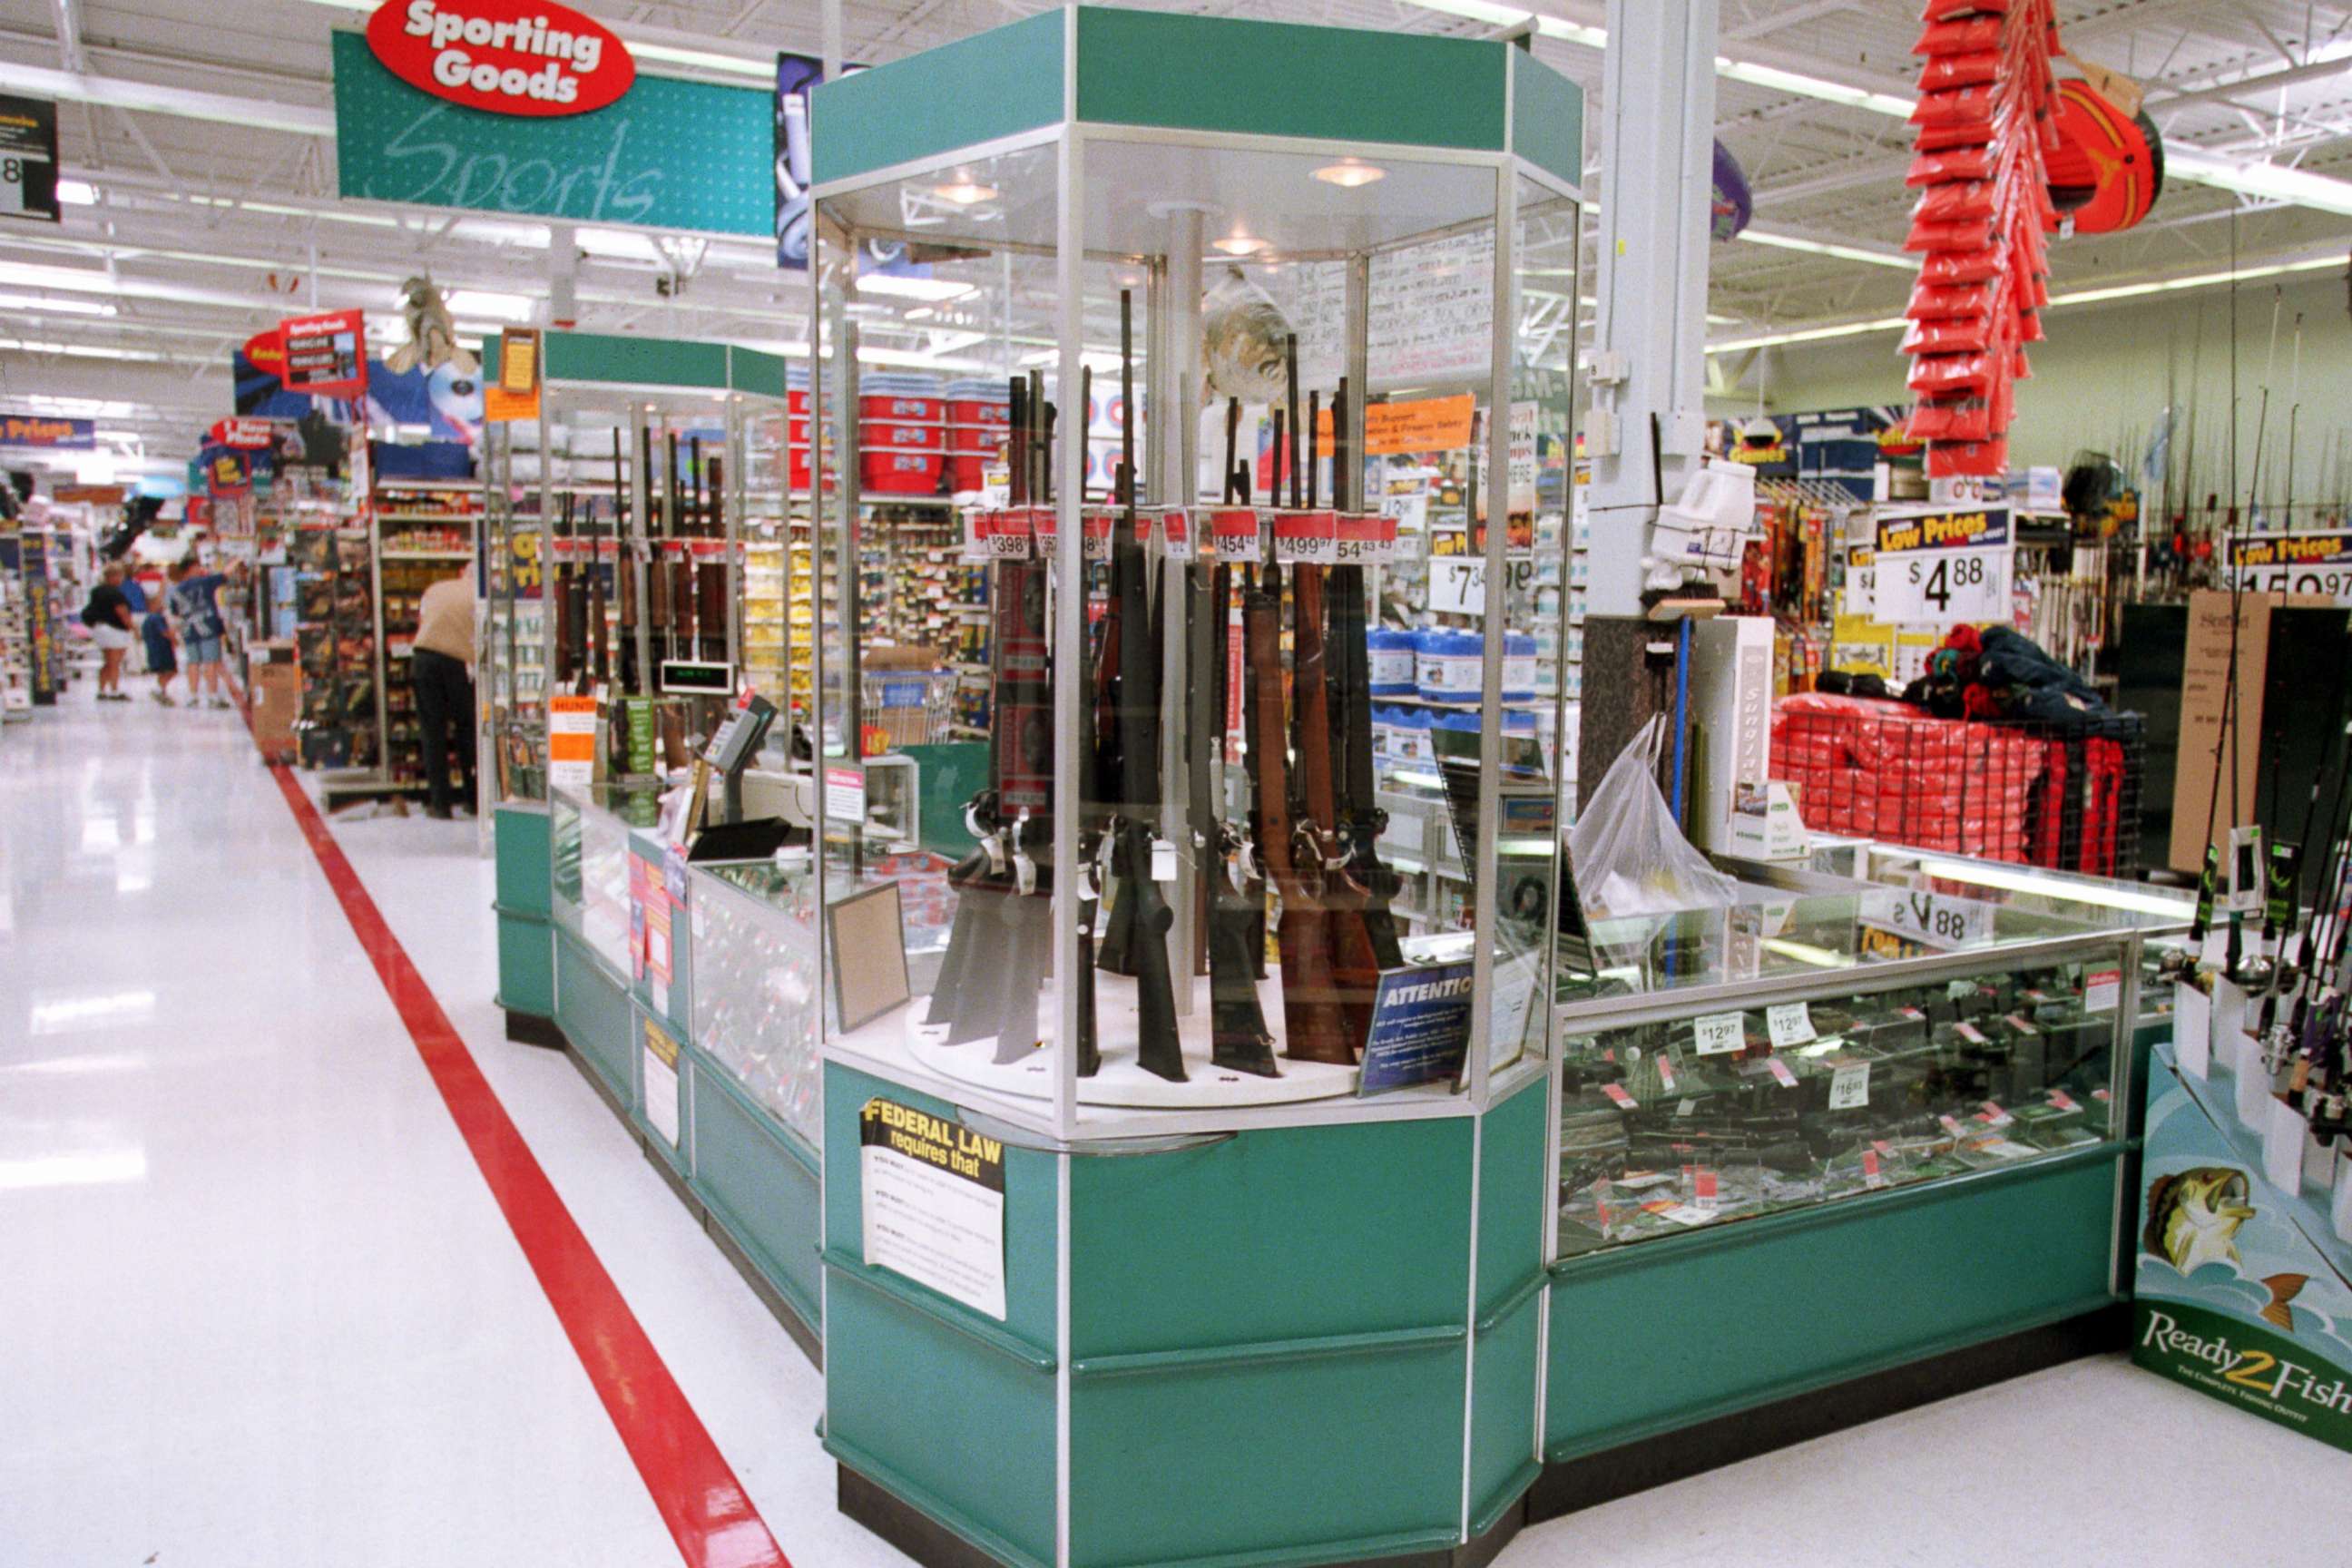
0;412;93;448
1873;505;2011;626
278;309;368;397
368;0;635;117
2224;532;2352;608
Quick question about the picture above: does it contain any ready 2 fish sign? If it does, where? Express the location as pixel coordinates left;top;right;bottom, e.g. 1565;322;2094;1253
368;0;634;117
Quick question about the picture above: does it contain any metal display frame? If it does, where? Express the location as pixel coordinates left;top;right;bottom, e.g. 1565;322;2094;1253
808;17;1585;1146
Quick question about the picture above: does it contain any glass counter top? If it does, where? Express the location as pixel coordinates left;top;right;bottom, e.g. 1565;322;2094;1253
1563;885;2107;1009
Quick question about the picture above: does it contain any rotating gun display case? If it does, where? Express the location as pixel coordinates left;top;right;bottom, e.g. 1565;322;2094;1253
803;13;1584;1567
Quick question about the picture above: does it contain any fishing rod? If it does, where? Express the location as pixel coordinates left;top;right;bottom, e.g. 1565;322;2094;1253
2224;388;2272;989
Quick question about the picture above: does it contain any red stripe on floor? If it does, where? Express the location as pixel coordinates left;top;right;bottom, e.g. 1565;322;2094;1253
236;690;789;1568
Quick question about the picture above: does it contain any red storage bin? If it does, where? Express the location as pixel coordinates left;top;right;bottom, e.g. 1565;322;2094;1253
861;394;943;423
789;389;808;415
863;448;944;495
948;398;1010;426
862;421;945;451
946;452;990;493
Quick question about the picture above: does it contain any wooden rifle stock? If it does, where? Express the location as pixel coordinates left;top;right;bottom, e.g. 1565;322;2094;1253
1291;562;1375;1059
699;452;729;661
1251;563;1351;1063
1202;558;1276;1075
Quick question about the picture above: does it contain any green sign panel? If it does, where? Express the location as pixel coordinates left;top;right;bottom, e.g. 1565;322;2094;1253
331;32;771;236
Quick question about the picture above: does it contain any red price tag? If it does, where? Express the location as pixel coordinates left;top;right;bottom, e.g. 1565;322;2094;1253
1602;1083;1638;1110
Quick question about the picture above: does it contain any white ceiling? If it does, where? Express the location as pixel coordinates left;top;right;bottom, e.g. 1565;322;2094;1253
1;0;2347;472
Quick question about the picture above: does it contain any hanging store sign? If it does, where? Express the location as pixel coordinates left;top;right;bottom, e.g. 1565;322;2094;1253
0;413;93;448
278;309;370;398
368;0;632;117
0;93;60;223
2222;532;2352;608
333;31;770;235
1872;505;2012;626
207;416;278;450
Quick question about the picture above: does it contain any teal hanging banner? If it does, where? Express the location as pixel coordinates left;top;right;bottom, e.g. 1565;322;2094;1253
331;31;771;236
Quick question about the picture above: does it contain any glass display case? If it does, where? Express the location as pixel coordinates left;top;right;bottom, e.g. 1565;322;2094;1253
1553;887;2141;1258
480;420;548;808
689;860;825;1149
808;46;1583;1137
552;781;665;979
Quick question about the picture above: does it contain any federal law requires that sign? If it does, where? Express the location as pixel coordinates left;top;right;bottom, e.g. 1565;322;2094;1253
1873;505;2012;626
859;1098;1007;1321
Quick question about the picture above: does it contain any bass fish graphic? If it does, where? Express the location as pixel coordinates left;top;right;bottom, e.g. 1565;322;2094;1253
2142;1166;2308;1329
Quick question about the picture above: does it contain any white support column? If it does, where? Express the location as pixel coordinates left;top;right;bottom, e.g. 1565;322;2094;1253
1585;0;1719;617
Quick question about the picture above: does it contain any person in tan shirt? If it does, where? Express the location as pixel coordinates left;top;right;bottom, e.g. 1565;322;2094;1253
410;570;477;818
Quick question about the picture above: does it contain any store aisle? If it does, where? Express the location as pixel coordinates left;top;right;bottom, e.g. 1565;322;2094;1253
7;689;2347;1568
0;693;723;1568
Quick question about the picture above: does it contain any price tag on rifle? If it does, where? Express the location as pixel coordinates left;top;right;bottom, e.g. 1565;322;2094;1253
1082;509;1115;563
1159;508;1194;562
988;508;1033;561
1209;507;1262;564
1030;503;1058;554
1764;1056;1798;1090
1273;509;1338;566
1692;1011;1745;1057
1766;1001;1816;1048
1334;511;1397;567
1655;1054;1678;1093
1828;1061;1870;1112
1601;1082;1638;1111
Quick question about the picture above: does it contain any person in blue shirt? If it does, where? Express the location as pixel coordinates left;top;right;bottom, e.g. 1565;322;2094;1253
166;556;240;710
122;571;179;705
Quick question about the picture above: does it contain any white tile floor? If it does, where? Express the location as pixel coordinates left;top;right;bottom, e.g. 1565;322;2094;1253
3;685;2344;1568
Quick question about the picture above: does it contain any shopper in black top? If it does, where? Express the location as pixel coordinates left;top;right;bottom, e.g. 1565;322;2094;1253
80;564;139;702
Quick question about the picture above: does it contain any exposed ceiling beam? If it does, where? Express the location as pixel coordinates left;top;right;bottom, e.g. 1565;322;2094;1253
0;60;331;135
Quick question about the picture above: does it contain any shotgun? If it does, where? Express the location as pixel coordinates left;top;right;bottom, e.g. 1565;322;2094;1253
1102;289;1183;1082
701;451;730;662
926;378;1024;1036
1200;554;1277;1075
1326;377;1403;1034
1251;558;1350;1063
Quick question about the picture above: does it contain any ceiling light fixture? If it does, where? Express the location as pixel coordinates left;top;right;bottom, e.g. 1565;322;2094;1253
935;180;999;206
0;291;115;317
1704;252;2346;354
855;274;978;302
1313;161;1387;189
1212;234;1269;257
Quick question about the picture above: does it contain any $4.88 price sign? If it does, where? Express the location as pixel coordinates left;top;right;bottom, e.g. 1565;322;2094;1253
1875;544;2009;626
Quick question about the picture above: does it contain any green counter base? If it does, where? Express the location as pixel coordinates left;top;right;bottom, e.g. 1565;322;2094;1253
1524;1305;2126;1524
546;1013;824;1371
837;1464;1532;1568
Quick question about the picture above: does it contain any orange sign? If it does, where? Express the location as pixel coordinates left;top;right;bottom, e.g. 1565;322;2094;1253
1358;394;1476;456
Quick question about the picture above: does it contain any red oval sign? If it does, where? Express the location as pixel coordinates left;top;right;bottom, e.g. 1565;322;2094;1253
366;0;635;119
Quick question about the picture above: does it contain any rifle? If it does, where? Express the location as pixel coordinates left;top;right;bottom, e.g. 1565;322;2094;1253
667;429;695;668
1327;378;1405;1031
1097;290;1184;1082
973;374;1060;1063
1251;558;1351;1063
553;493;579;691
1202;552;1277;1075
701;451;730;662
926;377;1021;1036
